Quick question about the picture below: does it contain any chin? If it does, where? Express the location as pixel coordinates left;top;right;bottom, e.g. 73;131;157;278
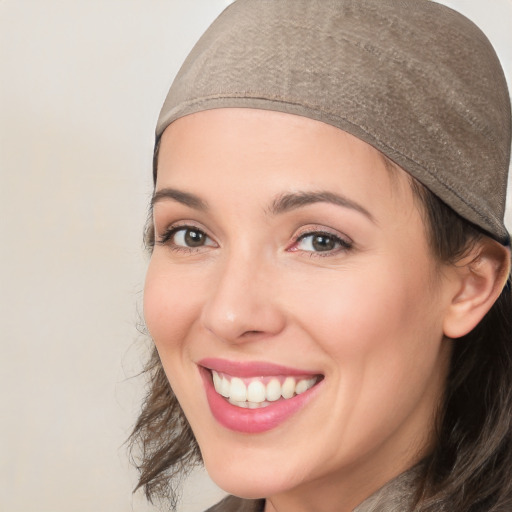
205;466;266;499
202;449;294;499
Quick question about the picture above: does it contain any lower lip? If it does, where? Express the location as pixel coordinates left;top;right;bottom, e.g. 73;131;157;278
200;367;323;434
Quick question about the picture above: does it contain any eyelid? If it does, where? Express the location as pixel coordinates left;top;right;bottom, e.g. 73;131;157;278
156;217;205;233
294;224;352;243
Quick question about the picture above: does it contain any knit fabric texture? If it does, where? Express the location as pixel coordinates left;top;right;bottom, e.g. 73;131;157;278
156;0;511;243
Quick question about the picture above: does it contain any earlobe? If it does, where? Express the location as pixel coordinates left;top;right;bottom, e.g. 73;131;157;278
443;240;511;339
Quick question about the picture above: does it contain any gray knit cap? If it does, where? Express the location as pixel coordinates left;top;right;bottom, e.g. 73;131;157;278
156;0;511;244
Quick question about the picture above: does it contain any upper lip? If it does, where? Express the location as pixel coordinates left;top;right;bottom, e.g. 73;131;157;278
199;357;322;378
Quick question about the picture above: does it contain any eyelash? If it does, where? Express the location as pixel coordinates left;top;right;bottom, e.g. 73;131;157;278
291;230;353;256
157;224;353;256
157;224;216;253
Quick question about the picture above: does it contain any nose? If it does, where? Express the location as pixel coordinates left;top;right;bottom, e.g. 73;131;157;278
200;252;286;343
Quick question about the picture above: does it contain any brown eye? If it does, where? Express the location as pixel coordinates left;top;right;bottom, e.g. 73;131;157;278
295;232;352;253
311;234;336;251
183;229;206;247
166;227;215;249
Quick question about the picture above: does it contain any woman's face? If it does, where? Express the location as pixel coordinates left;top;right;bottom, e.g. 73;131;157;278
144;108;454;507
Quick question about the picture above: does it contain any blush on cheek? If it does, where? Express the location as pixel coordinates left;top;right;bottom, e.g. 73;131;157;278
143;277;185;345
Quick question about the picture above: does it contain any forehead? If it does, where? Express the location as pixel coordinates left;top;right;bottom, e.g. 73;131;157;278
157;108;416;219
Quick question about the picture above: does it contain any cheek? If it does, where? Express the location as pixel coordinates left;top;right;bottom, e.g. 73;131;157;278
143;258;200;354
143;259;207;418
291;264;430;352
291;259;444;400
286;265;446;463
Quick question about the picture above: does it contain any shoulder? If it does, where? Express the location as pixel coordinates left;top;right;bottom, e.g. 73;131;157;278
205;495;265;512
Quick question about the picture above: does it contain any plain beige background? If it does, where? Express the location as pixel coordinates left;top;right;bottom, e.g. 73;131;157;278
1;1;511;511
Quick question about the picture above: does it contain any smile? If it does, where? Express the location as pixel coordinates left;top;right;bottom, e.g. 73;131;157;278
199;359;324;433
212;371;319;408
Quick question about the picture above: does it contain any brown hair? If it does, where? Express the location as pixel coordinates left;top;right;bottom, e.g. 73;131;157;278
129;176;512;511
411;182;512;512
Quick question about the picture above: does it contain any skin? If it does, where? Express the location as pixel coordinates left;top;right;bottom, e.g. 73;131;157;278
144;108;462;512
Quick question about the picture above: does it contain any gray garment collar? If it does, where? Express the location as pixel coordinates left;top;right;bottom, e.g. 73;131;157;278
354;463;423;512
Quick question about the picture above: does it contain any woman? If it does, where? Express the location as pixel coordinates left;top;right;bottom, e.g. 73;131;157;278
130;1;512;510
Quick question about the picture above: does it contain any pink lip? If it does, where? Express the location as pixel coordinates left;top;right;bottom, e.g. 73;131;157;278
198;359;323;434
199;357;319;378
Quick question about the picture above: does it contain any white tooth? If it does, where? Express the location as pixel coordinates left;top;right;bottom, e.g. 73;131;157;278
247;380;266;403
220;375;230;398
281;377;296;399
212;371;222;393
230;377;247;402
229;399;248;408
266;378;282;401
247;400;271;409
295;377;316;395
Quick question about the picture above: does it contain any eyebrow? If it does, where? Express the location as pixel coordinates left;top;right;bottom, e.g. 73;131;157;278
151;187;374;222
269;191;374;222
151;188;208;211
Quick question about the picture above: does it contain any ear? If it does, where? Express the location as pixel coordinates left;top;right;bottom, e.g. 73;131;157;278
443;239;511;339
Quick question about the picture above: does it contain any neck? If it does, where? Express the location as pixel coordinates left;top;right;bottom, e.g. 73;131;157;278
263;453;425;512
